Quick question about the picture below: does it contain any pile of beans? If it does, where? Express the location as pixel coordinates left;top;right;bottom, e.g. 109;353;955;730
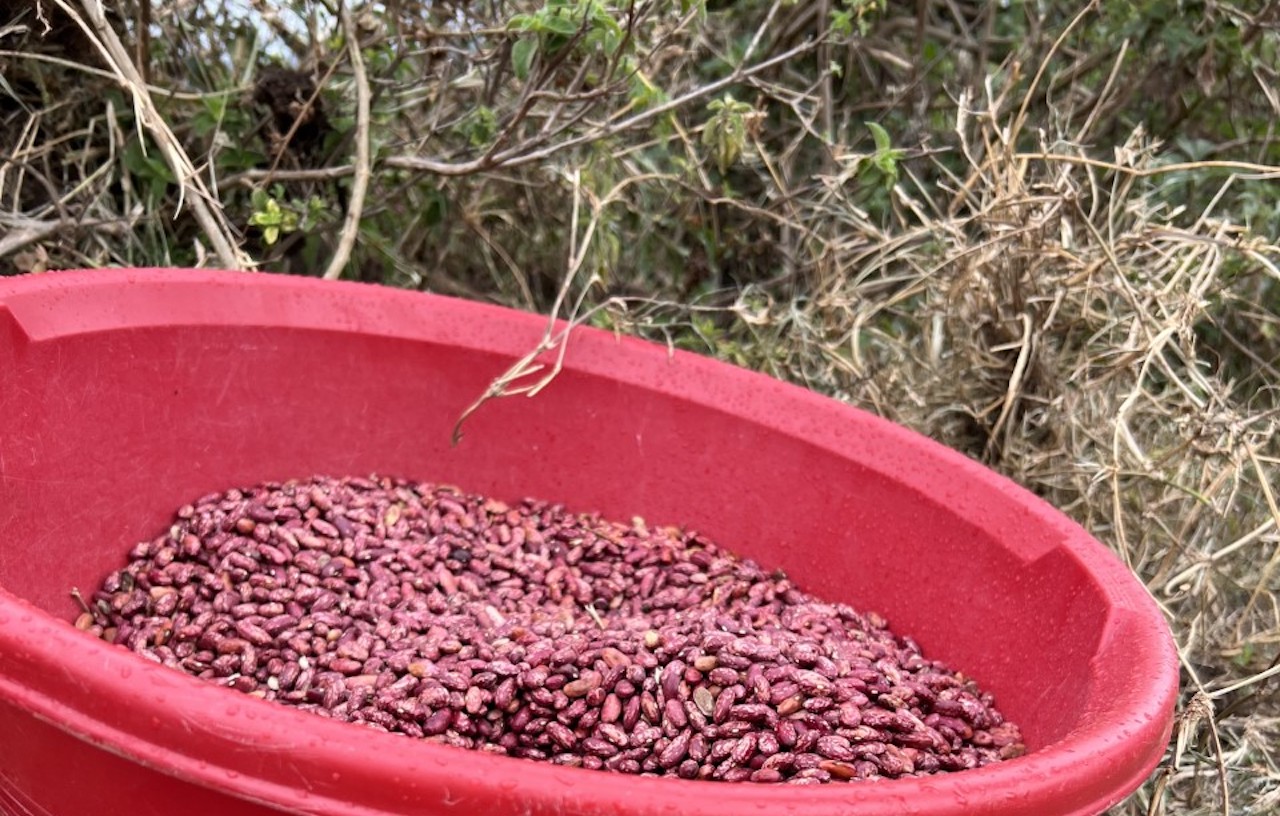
79;475;1024;783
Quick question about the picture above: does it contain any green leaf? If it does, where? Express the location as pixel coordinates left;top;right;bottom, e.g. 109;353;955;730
202;94;228;122
122;138;175;203
830;9;853;37
629;69;666;110
248;194;301;245
540;12;581;37
681;0;708;22
703;94;758;174
597;27;622;55
593;10;622;38
215;147;267;175
461;106;498;146
866;121;892;154
512;36;537;81
423;193;448;227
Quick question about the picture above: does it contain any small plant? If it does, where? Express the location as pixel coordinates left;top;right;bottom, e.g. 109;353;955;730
830;0;885;38
703;94;761;174
248;189;327;246
861;122;903;189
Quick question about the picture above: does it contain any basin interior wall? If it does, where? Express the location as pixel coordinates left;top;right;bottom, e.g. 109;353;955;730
0;282;1105;758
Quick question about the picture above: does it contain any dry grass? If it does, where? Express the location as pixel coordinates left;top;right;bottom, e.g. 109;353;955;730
599;65;1280;816
3;2;1280;813
814;126;1280;816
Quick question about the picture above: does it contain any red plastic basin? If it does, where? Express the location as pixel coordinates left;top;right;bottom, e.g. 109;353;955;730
0;268;1176;815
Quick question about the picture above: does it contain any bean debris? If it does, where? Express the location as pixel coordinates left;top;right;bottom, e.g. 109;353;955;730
79;475;1024;783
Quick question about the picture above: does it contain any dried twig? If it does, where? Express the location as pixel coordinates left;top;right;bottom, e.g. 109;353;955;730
0;215;131;257
450;170;672;445
1018;152;1280;180
322;3;372;281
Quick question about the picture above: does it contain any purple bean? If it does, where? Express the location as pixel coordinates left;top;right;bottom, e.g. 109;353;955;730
86;474;1024;786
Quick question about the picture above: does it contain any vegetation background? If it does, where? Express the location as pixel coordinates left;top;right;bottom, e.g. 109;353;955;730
3;0;1279;812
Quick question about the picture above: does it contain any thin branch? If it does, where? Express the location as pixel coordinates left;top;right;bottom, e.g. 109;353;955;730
223;39;818;190
224;165;357;187
450;168;593;446
984;312;1034;461
248;0;311;59
323;3;372;281
0;216;131;258
1018;152;1280;180
450;171;672;445
396;39;818;176
1009;0;1100;146
0;51;248;99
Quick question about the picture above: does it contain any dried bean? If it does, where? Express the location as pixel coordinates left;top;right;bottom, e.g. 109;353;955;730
86;475;1023;786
